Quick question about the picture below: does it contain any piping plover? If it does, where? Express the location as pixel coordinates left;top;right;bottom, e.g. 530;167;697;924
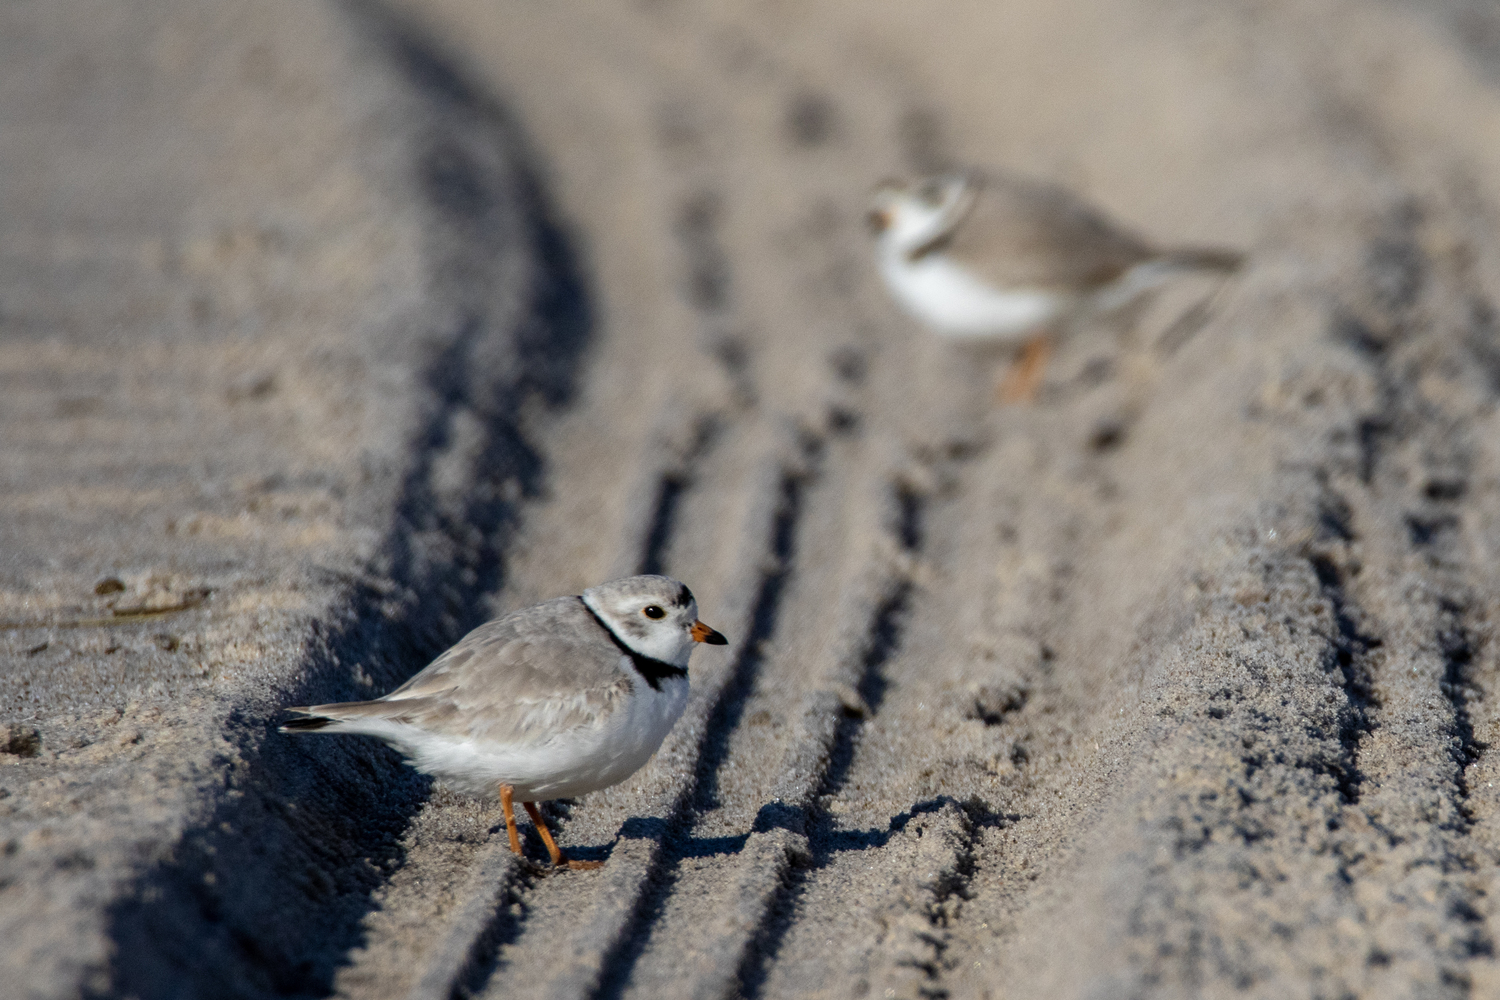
867;171;1242;399
282;574;727;869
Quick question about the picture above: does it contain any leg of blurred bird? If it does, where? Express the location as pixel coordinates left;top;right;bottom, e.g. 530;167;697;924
998;334;1052;404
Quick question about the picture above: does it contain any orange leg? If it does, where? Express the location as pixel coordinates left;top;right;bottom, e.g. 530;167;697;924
523;801;603;871
499;784;523;856
997;334;1052;404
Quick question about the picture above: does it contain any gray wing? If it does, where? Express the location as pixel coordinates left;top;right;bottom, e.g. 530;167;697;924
939;172;1156;291
289;597;631;745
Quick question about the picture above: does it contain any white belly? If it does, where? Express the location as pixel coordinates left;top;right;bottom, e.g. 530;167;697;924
881;252;1073;341
368;676;690;801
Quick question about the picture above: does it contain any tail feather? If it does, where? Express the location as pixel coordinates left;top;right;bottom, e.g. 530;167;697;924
1158;246;1244;273
281;714;334;733
280;697;415;734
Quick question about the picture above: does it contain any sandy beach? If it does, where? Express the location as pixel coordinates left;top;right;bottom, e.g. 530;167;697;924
3;1;1500;996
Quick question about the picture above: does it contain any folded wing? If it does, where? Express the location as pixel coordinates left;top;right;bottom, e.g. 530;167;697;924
282;596;632;747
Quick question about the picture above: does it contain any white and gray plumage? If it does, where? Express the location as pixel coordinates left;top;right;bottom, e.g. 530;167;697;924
868;171;1242;398
282;574;727;868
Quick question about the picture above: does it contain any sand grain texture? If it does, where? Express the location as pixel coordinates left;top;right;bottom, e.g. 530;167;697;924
3;1;1500;998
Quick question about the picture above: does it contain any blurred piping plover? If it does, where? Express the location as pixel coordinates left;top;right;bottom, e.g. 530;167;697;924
282;574;727;869
867;171;1242;399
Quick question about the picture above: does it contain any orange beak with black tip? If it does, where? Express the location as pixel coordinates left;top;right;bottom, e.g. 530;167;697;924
691;620;728;645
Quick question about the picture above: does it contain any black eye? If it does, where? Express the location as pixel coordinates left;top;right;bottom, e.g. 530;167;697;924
643;605;666;619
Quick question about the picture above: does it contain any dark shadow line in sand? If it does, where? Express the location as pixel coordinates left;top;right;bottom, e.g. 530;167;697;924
447;425;737;995
449;807;614;1000
1403;0;1500;88
441;153;786;1000
612;795;1017;863
92;5;594;998
737;794;1012;999
591;441;821;1000
615;817;752;861
733;482;923;998
1435;599;1487;832
1307;551;1380;806
637;415;723;578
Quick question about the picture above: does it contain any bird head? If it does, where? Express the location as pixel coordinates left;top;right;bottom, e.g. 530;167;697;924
582;574;727;667
867;173;974;254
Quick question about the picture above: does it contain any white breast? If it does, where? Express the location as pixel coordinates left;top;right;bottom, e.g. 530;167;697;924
880;249;1073;341
377;660;691;801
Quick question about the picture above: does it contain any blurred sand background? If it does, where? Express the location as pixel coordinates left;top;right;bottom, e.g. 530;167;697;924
4;1;1500;997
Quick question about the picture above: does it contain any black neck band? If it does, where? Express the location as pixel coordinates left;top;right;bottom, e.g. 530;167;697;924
579;598;688;692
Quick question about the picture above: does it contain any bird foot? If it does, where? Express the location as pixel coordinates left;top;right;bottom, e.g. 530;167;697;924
517;857;551;876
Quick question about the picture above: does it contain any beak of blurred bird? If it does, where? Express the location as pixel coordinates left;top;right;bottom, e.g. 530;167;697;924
691;620;728;645
866;208;891;233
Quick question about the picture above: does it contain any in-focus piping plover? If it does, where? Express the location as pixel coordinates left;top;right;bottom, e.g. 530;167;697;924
282;574;727;869
867;171;1242;400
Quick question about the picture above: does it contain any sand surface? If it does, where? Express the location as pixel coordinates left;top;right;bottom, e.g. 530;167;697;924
4;1;1500;997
